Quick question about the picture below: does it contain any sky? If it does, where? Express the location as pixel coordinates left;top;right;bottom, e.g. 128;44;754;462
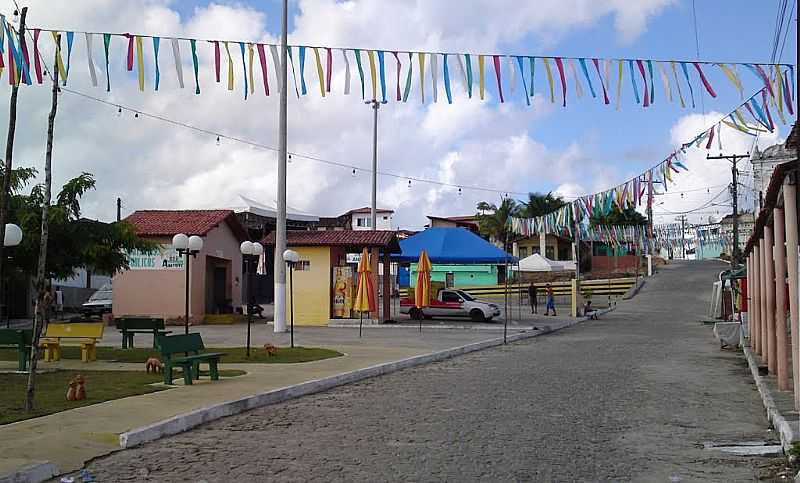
0;0;796;230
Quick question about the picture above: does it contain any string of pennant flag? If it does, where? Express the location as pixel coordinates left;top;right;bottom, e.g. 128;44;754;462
0;15;795;111
511;79;791;240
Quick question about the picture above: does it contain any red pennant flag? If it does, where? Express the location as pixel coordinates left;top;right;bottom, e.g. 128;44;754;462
692;62;716;98
32;28;43;84
213;41;221;82
492;55;504;103
256;44;269;96
554;57;567;107
124;33;134;71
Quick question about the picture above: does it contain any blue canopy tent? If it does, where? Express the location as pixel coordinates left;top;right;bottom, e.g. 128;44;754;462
392;227;516;264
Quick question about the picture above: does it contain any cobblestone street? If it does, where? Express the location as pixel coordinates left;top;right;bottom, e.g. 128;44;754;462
79;261;780;482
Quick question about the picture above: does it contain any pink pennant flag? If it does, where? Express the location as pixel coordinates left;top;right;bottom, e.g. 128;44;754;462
125;33;134;71
761;90;775;130
636;60;649;107
256;44;269;95
592;58;610;104
692;63;716;98
32;28;43;84
554;57;567;107
705;126;714;149
492;55;504;103
325;47;332;93
784;76;794;116
213;41;221;82
755;65;774;98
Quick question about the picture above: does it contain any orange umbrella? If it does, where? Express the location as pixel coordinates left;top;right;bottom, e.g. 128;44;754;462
414;250;432;332
353;248;376;337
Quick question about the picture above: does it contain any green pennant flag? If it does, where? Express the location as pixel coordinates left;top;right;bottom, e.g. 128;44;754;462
103;33;111;92
190;39;200;94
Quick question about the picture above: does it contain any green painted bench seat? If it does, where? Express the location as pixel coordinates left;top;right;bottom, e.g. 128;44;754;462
115;317;171;348
0;329;32;371
156;333;225;385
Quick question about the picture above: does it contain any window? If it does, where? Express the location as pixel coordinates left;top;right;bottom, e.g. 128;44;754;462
441;291;461;303
356;217;371;227
383;216;389;220
295;260;311;271
545;246;555;259
519;247;528;258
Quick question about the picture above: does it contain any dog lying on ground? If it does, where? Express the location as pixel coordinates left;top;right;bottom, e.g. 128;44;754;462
145;357;163;374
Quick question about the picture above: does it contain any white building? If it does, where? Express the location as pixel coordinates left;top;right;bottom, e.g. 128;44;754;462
346;207;394;231
751;143;795;212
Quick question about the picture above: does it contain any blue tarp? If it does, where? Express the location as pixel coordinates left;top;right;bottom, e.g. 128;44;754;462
392;227;517;264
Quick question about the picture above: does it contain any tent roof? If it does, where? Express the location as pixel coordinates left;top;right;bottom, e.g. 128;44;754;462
392;227;516;264
515;253;575;272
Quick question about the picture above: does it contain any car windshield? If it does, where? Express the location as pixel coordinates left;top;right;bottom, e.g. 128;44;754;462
456;290;475;301
88;290;112;301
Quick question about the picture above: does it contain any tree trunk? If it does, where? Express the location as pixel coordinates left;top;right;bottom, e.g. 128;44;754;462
0;7;28;324
25;45;60;412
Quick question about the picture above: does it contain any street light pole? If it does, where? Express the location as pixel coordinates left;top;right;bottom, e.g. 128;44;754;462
241;241;264;358
273;0;289;333
173;234;203;335
365;99;385;230
283;249;299;348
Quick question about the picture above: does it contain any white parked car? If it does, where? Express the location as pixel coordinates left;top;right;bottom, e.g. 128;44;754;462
401;289;501;322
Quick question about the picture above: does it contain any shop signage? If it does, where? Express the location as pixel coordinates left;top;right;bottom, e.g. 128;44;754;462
345;253;361;264
127;246;185;270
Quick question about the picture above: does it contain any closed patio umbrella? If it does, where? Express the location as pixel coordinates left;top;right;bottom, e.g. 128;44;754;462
353;248;376;337
415;250;432;332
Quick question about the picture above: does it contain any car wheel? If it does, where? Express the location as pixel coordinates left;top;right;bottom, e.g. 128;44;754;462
409;308;423;320
470;309;486;322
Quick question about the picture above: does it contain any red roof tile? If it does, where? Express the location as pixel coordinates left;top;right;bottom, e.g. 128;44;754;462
346;207;394;215
125;210;248;241
261;230;400;252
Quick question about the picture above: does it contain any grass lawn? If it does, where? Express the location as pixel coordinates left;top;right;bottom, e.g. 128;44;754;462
0;346;342;364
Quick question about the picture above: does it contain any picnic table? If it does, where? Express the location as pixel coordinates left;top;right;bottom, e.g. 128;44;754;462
157;333;226;385
0;328;32;371
115;316;171;348
41;323;104;362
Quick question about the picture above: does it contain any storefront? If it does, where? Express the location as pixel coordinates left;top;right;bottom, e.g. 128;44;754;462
262;230;400;326
113;210;249;322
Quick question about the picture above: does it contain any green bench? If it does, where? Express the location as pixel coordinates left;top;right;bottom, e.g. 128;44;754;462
0;329;32;371
115;317;171;349
157;333;226;386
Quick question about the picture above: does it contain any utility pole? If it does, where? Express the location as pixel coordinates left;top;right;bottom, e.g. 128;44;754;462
707;153;748;269
365;99;385;230
0;7;28;324
273;0;288;333
676;215;687;259
116;197;122;222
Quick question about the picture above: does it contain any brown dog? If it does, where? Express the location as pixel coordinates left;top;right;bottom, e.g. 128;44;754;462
145;357;163;374
263;343;278;357
67;375;87;401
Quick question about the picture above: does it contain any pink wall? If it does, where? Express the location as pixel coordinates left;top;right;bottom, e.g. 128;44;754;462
113;223;243;321
591;255;639;271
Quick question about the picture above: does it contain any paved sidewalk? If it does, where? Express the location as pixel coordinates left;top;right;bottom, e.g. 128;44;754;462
0;319;582;480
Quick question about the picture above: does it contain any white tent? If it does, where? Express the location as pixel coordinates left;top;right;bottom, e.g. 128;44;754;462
515;253;576;272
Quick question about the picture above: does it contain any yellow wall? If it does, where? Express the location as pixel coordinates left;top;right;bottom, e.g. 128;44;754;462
285;246;331;326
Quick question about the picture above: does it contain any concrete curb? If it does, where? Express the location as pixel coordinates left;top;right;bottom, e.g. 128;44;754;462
119;308;615;449
0;462;58;483
742;346;797;453
622;278;645;300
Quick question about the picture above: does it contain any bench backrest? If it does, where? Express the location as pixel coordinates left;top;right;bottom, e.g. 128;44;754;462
115;317;165;330
44;323;104;339
0;329;32;346
157;333;205;357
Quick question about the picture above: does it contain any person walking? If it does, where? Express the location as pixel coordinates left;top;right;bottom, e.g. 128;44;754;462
527;283;538;314
544;283;556;316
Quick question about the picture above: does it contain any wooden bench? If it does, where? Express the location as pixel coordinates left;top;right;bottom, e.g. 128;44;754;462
0;329;32;371
40;323;104;362
115;317;171;349
157;333;226;386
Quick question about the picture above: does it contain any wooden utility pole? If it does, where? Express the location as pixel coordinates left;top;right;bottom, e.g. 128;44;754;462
706;153;748;269
25;42;60;412
0;7;28;323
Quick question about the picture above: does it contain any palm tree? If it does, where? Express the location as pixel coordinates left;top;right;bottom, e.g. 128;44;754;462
518;192;566;218
590;205;648;226
476;198;519;248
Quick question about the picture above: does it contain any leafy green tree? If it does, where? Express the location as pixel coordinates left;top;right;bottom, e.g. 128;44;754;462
476;198;519;248
590;205;648;226
518;192;566;218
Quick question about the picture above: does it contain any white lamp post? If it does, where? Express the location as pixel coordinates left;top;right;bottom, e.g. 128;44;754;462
173;233;203;335
3;223;21;327
240;241;264;357
283;249;299;348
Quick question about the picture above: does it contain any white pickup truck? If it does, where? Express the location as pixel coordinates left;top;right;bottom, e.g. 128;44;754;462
400;289;501;322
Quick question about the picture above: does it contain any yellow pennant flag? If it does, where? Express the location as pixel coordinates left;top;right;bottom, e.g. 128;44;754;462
313;47;326;97
248;43;255;95
51;32;67;81
478;54;485;100
670;61;686;108
224;42;234;91
367;50;377;100
135;36;145;91
543;57;555;103
418;52;426;103
774;65;784;116
722;119;754;134
717;64;743;98
615;59;624;110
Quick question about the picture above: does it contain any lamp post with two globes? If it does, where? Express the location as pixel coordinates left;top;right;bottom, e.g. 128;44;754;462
283;249;299;348
172;233;203;335
2;223;22;328
240;241;264;358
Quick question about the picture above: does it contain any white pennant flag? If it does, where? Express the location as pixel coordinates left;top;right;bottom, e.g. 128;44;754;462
171;38;184;88
84;33;98;87
569;59;583;98
430;53;438;103
342;49;351;95
507;56;516;96
656;61;672;102
269;44;281;93
456;54;467;94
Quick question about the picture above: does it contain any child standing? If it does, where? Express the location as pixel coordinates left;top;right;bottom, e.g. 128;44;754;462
545;283;556;316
